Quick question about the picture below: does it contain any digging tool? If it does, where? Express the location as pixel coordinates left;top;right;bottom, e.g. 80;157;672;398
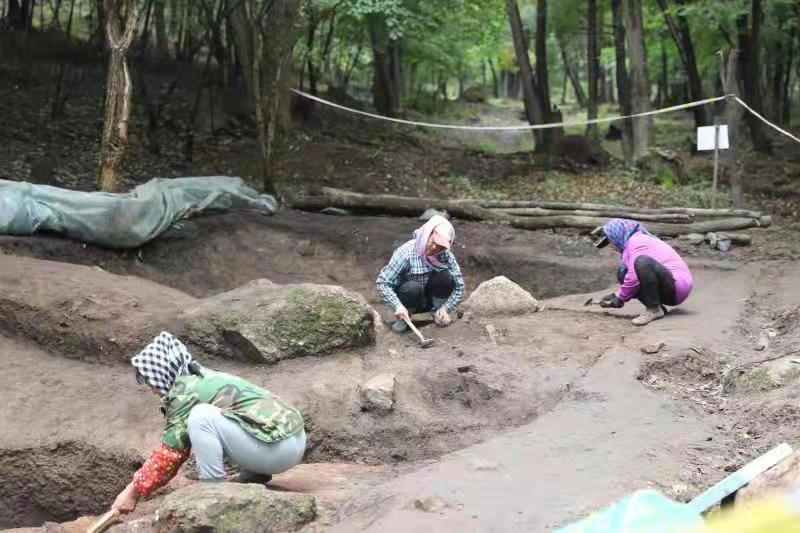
402;316;435;348
87;509;119;533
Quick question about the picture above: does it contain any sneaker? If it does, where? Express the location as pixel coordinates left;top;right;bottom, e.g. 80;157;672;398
391;320;409;333
632;306;665;326
234;471;272;484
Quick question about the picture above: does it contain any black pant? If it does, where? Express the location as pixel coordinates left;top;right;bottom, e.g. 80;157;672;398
396;271;455;313
619;255;676;308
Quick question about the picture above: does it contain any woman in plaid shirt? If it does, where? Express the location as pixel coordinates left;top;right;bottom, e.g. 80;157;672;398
376;215;465;332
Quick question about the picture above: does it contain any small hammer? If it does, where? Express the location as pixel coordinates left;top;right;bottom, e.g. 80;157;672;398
402;316;435;348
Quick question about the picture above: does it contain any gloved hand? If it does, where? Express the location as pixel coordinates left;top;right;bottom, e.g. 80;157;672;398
599;293;624;308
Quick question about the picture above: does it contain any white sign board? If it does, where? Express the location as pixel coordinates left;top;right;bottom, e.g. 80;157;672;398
697;125;729;151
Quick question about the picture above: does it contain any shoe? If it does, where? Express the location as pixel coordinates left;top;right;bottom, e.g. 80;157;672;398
391;320;409;333
632;306;665;326
234;471;272;484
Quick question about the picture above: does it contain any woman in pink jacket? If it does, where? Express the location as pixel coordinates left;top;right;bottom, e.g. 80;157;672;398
595;218;693;326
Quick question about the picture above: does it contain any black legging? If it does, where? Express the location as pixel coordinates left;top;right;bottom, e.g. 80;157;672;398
396;271;455;313
617;255;676;308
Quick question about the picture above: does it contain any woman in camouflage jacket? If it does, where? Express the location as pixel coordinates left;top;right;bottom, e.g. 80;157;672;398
111;332;306;514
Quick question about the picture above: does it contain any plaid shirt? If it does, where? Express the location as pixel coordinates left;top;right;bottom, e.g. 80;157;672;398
376;239;465;312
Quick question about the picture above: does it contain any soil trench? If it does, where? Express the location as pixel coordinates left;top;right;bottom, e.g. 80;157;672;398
0;213;795;531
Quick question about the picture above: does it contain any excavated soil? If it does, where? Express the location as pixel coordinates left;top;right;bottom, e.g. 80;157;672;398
0;210;797;531
0;443;142;528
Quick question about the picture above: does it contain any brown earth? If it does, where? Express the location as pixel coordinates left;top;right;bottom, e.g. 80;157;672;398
0;210;798;531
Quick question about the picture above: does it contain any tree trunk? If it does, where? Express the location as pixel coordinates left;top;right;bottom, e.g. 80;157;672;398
624;0;652;163
770;29;785;122
51;0;77;119
305;7;319;95
782;34;795;124
611;0;634;165
230;0;300;193
737;1;772;152
389;38;404;110
558;38;586;107
151;0;169;60
341;29;364;90
657;37;667;106
367;15;398;116
506;0;546;151
320;9;337;77
487;58;499;98
7;0;32;30
98;0;140;192
586;0;600;138
656;0;708;127
720;50;745;208
535;0;560;148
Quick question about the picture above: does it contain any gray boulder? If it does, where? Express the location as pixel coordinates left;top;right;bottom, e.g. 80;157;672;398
462;276;539;317
156;483;316;532
180;279;376;364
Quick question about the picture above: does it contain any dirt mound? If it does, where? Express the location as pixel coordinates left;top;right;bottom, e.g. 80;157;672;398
0;441;141;528
0;254;196;363
0;211;616;307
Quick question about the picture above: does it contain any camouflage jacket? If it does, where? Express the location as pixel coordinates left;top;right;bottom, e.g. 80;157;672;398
160;368;304;450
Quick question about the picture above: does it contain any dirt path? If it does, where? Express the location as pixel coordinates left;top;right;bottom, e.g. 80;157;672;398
330;264;767;531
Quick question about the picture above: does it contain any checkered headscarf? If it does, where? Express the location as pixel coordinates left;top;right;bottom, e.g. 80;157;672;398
131;332;194;395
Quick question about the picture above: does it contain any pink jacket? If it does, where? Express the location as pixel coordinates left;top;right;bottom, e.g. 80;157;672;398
616;233;693;304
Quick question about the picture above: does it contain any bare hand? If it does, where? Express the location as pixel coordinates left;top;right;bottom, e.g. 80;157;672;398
435;306;451;325
113;482;138;514
394;305;410;322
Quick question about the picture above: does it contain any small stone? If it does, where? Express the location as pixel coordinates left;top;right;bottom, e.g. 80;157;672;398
388;349;399;357
640;342;666;354
412;495;450;513
455;349;465;357
361;373;396;411
485;324;500;344
457;365;475;373
418;208;450;221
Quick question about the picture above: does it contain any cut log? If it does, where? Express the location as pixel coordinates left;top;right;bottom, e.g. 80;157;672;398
293;188;512;223
508;216;770;236
290;188;771;236
457;198;762;218
493;207;693;223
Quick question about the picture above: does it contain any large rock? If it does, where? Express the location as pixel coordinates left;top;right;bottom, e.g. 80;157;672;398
736;448;800;505
361;373;396;411
156;483;316;532
462;276;539;318
180;280;376;363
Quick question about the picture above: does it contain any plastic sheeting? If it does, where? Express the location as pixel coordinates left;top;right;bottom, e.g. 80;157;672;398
0;177;277;249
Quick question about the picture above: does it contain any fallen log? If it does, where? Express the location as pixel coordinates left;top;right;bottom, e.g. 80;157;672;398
493;207;693;223
508;216;770;236
293;189;512;223
456;198;762;218
291;188;771;236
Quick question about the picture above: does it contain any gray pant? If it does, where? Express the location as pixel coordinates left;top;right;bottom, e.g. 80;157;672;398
187;403;307;481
